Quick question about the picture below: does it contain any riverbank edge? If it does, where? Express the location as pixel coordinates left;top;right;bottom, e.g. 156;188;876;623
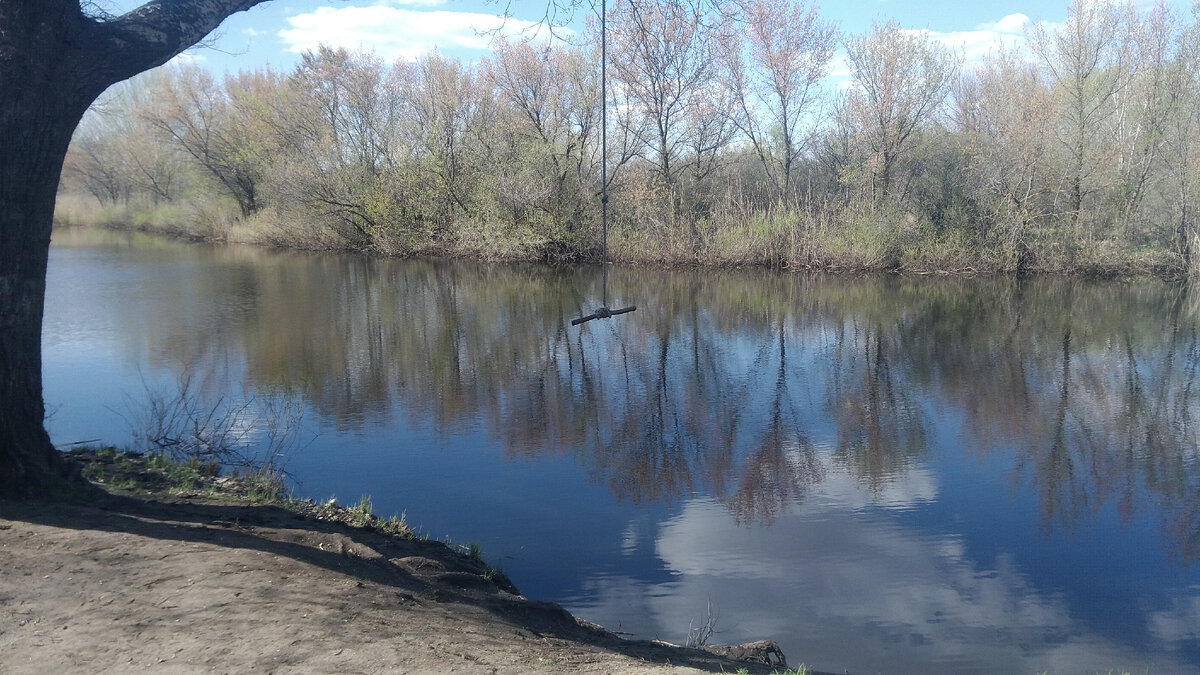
51;208;1195;282
0;446;808;674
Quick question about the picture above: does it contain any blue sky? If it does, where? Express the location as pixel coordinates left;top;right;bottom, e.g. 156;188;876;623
98;0;1184;74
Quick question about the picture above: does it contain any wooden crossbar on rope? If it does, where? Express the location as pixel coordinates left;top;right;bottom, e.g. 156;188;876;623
573;0;636;327
571;305;636;326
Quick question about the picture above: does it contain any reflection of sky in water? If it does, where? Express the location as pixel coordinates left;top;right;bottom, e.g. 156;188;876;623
571;453;1200;673
42;230;1200;673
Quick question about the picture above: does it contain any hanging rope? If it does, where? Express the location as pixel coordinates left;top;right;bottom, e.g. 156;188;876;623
573;0;636;327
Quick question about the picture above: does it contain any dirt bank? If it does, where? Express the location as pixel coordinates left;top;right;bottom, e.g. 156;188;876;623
0;453;799;674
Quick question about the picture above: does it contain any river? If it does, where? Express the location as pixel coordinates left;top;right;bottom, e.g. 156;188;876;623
43;227;1200;673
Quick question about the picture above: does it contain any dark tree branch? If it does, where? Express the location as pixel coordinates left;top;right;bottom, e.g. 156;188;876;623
85;0;270;84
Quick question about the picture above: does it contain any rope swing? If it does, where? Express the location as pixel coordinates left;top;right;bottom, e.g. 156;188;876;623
572;0;636;327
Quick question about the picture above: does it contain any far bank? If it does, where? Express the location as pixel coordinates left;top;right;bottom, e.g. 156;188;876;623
54;196;1196;281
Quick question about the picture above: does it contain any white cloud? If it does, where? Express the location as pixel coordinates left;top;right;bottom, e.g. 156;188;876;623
993;12;1031;34
824;54;854;90
279;5;568;62
826;13;1037;92
929;27;1028;68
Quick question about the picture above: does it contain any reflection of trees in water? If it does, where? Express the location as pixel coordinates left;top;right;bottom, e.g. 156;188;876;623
99;237;267;399
920;280;1200;561
572;275;850;518
727;318;824;525
826;318;924;495
228;262;876;516
143;249;1200;550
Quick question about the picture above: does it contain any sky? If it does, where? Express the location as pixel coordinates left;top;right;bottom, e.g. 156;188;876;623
90;0;1106;74
92;0;1197;83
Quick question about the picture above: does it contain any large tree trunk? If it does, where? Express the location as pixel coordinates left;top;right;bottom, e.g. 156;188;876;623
0;0;269;496
1;3;98;494
0;128;75;494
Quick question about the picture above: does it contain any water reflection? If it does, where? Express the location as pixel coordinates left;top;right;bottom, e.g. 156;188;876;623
44;229;1200;671
650;496;1129;673
48;229;1200;556
228;262;1196;556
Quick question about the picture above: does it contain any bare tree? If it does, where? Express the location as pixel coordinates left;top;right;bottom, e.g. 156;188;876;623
292;47;396;175
956;49;1054;265
608;0;723;189
139;64;270;217
486;39;601;242
268;47;412;247
62;123;134;205
842;21;958;201
109;71;191;202
1162;2;1200;260
395;51;490;237
1031;0;1139;239
61;70;194;207
721;0;837;198
1110;2;1189;240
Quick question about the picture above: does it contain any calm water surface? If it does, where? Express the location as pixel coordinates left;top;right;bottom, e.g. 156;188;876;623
43;228;1200;673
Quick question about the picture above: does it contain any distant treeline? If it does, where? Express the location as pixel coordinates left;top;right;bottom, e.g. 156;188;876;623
56;0;1200;277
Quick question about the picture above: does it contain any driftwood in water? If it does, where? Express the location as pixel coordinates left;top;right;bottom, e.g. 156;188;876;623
701;639;788;668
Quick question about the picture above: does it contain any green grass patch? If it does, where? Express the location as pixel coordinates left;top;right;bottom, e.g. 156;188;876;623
61;447;413;540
